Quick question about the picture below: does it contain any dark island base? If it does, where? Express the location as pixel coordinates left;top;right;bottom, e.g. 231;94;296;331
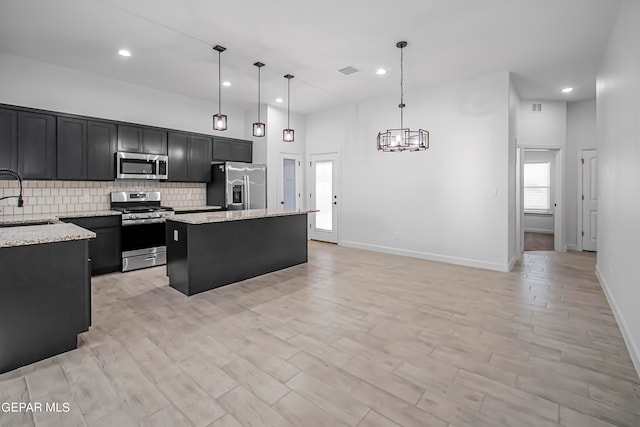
166;214;308;296
0;240;90;374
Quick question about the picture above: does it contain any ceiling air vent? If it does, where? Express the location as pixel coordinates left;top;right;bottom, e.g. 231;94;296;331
532;103;542;112
338;66;359;75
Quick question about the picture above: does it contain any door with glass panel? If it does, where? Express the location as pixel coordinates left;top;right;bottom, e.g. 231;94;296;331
310;153;338;243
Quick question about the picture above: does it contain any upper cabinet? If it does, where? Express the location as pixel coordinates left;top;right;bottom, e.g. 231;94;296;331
18;112;56;180
212;138;252;163
0;108;18;171
1;103;251;183
57;118;117;181
87;121;117;181
117;125;167;155
57;117;87;180
168;132;211;182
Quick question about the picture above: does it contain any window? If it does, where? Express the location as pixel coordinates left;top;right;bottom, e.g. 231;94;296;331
524;162;551;212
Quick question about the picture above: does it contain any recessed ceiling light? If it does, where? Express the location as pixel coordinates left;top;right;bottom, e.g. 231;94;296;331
376;68;387;75
222;81;231;87
561;87;574;93
118;49;131;57
275;98;283;103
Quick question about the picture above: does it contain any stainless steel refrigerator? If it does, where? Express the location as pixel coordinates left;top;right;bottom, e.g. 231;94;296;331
207;162;267;210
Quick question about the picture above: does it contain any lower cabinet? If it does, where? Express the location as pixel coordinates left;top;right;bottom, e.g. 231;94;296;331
0;239;90;374
61;215;121;275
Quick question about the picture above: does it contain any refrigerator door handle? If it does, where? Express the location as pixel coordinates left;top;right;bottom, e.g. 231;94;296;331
244;175;250;210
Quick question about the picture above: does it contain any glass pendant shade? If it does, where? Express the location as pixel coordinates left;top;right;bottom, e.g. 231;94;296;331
213;113;227;131
253;122;266;137
283;129;295;142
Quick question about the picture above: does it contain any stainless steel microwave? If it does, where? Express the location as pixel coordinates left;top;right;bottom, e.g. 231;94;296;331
116;152;168;180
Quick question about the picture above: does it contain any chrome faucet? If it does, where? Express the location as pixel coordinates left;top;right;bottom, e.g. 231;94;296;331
0;168;24;207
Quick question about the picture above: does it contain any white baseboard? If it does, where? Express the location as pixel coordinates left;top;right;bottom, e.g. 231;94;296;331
566;244;578;251
508;254;519;271
339;240;511;272
524;228;554;234
595;265;640;378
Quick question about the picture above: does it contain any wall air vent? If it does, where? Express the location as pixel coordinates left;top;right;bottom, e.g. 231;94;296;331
338;66;359;75
532;103;542;112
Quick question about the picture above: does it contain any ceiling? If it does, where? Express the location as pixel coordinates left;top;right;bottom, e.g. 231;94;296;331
0;0;621;114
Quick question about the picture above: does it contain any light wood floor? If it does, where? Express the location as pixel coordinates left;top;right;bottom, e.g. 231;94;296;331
1;242;639;427
524;232;555;251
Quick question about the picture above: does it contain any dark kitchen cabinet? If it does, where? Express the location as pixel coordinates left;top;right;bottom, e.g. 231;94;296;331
212;138;252;163
87;121;117;180
168;132;189;182
57;117;87;180
1;239;90;374
190;136;212;182
118;125;167;155
61;215;122;275
57;119;116;181
168;132;211;182
17;111;56;179
0;108;17;171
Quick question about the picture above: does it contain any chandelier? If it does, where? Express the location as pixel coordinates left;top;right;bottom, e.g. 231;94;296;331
377;41;429;152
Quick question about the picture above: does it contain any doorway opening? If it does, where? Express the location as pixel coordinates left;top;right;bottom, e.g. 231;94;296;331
519;148;563;252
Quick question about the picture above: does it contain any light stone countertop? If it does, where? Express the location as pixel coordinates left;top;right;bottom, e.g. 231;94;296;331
0;210;120;225
0;222;96;248
172;206;223;213
167;208;317;225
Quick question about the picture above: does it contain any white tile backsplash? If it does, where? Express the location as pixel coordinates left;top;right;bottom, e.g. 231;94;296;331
0;180;206;216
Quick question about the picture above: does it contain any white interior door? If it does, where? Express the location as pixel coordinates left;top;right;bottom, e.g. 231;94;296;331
310;153;338;243
277;153;301;209
582;150;598;251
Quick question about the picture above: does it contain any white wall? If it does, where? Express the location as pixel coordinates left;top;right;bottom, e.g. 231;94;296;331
565;100;597;249
518;100;567;148
596;0;640;375
0;52;248;138
306;71;512;271
523;150;555;233
265;105;305;209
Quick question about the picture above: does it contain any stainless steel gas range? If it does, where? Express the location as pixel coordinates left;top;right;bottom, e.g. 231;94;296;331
110;191;175;272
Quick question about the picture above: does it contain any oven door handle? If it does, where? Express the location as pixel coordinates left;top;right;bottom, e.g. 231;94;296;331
122;218;167;226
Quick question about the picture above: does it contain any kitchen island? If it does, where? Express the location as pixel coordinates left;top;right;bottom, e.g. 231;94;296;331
0;222;95;374
165;208;316;296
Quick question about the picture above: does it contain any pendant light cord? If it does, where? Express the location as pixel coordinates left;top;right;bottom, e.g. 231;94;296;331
218;50;222;114
400;44;404;130
287;77;291;128
257;66;261;122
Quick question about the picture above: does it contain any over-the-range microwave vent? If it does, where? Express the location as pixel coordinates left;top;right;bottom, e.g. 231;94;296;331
532;103;542;112
338;66;359;75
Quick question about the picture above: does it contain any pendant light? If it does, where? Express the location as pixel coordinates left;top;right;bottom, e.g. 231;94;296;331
283;74;295;142
252;62;266;137
212;45;227;131
377;41;429;152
